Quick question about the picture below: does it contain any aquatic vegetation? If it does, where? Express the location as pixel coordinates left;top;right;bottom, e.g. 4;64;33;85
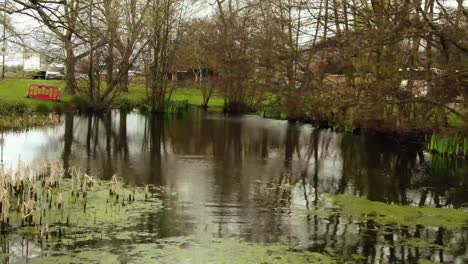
258;107;287;120
164;100;189;114
30;238;338;263
0;161;162;247
137;99;189;114
0;100;29;116
428;133;467;156
115;98;136;112
399;238;447;250
326;194;468;229
0;114;61;131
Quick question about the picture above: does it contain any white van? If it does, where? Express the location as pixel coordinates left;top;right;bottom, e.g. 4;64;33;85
45;65;65;80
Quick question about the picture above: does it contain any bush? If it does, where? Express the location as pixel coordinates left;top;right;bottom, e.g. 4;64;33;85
52;103;66;114
258;107;287;120
136;98;151;113
70;96;94;113
165;100;188;114
35;103;51;113
115;98;135;112
136;99;189;114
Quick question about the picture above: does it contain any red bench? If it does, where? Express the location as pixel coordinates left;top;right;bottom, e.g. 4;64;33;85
27;84;61;101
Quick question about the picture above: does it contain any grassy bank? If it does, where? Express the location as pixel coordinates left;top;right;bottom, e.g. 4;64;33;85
0;79;71;110
0;78;225;113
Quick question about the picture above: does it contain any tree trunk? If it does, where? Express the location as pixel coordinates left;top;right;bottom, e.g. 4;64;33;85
120;69;129;92
64;43;77;94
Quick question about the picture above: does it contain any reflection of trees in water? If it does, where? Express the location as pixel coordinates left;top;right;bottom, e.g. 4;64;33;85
412;155;468;208
58;110;468;206
55;110;468;262
60;109;468;209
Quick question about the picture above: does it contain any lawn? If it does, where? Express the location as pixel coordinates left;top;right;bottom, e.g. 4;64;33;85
0;79;70;109
0;78;225;111
123;85;225;108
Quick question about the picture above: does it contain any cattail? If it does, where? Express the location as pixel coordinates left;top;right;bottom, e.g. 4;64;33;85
57;192;63;209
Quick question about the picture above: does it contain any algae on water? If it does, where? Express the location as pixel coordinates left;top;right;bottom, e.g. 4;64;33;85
326;194;468;229
0;162;163;255
29;238;337;264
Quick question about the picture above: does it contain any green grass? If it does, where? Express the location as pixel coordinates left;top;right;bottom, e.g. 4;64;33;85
123;85;224;108
0;79;70;110
0;79;225;112
428;133;468;156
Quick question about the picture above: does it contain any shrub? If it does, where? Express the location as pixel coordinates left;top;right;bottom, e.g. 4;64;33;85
35;103;51;113
164;100;188;114
115;98;135;112
52;103;66;114
70;96;94;113
136;99;189;114
258;107;287;120
428;133;467;156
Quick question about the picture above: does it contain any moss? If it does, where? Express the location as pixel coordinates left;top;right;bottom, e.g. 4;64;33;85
326;194;468;229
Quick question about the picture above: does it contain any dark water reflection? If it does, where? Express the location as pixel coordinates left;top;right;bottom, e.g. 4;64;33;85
2;109;468;263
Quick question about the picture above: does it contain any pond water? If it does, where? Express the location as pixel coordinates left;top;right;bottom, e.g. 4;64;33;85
1;109;468;263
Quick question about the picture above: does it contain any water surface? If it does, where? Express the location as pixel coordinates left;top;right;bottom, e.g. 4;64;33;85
2;109;468;263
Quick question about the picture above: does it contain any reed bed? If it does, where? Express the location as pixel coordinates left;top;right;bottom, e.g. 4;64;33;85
258;108;287;120
0;114;62;131
0;160;163;244
164;100;189;114
428;133;468;157
137;99;189;114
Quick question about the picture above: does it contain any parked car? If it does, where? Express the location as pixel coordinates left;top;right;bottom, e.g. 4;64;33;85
32;66;65;80
45;66;65;80
32;71;46;80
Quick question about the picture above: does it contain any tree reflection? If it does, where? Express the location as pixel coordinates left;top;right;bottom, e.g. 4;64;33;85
45;109;468;262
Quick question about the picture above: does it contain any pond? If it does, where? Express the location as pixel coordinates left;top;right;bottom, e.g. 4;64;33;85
1;109;467;263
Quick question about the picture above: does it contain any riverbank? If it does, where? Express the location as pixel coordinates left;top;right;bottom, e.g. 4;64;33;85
1;78;466;153
0;79;225;113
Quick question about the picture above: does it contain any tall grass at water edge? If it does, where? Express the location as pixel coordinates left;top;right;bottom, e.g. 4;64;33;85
428;133;468;157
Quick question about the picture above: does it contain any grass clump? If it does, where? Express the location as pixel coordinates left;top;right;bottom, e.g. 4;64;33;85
428;133;466;156
0;100;29;115
258;107;287;120
115;98;136;112
0;99;62;131
35;103;51;113
70;96;94;113
137;99;189;114
326;194;468;229
165;100;189;114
